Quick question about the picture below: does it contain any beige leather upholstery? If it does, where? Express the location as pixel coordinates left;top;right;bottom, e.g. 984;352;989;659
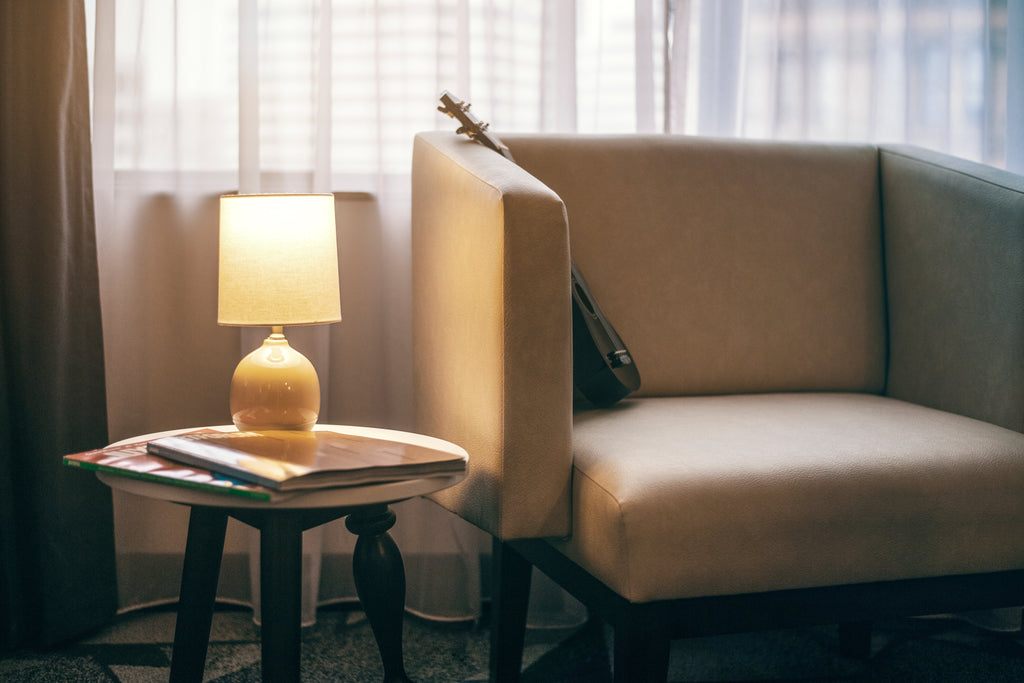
563;393;1024;603
411;131;1024;605
412;133;573;539
880;145;1024;432
505;135;887;397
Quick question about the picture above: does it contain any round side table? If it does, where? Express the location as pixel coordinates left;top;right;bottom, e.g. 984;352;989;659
99;424;467;683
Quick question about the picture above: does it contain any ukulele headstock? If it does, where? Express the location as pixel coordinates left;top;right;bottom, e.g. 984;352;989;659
437;90;511;159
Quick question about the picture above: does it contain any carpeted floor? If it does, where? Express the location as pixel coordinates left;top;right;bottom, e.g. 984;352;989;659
2;604;1024;682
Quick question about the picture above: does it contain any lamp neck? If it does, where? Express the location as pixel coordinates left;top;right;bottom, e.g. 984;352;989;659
270;325;285;338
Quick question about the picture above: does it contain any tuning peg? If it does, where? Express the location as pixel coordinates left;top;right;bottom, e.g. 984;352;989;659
456;126;469;135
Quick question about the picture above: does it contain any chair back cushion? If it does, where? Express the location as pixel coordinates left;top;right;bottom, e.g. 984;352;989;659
505;135;887;396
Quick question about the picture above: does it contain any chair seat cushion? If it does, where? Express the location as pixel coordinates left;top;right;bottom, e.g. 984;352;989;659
553;393;1024;603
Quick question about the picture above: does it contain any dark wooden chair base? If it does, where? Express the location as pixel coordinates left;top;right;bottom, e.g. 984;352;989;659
491;537;1024;683
489;539;533;681
838;620;873;659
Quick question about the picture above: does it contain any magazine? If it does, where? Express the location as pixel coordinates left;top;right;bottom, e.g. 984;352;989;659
146;428;467;491
64;435;278;501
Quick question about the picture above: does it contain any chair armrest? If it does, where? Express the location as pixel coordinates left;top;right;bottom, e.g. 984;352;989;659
881;145;1024;433
412;132;573;539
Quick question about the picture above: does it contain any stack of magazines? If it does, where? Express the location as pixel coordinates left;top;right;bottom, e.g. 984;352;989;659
64;428;468;502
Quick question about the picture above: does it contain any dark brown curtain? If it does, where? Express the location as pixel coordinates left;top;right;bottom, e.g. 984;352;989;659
0;0;117;649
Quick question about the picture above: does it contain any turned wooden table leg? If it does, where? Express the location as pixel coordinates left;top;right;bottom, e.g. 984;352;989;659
346;504;412;683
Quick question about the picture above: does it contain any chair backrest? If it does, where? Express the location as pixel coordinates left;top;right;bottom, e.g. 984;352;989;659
504;134;887;397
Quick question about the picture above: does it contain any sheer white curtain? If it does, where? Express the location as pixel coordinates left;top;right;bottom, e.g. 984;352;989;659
670;0;1014;168
87;0;1018;622
86;0;587;624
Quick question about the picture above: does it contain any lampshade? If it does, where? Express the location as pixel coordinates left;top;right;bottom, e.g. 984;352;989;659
218;193;341;327
217;193;341;431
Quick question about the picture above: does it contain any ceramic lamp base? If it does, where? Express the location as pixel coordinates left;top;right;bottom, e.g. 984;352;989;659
230;330;320;431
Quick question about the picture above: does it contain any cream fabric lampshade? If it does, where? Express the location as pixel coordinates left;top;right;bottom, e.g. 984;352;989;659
218;193;341;326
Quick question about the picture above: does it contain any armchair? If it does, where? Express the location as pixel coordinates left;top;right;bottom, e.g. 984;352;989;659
411;131;1024;682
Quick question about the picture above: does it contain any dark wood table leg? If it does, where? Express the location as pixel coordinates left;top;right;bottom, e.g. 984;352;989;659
259;511;304;683
170;506;228;683
346;505;412;683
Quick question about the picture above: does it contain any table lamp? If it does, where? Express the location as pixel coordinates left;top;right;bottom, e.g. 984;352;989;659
218;193;341;431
